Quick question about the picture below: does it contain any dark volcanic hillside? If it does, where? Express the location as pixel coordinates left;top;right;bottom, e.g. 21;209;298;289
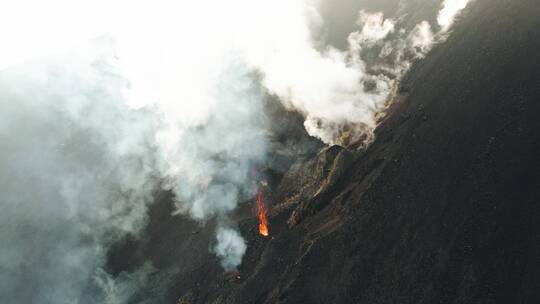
108;0;540;303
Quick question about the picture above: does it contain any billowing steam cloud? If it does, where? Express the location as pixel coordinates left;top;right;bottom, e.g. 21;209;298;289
438;0;475;32
239;0;474;145
0;40;161;303
0;0;475;303
241;4;395;145
214;228;248;271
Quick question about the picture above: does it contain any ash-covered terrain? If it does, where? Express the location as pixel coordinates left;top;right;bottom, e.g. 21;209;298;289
1;0;540;303
107;0;540;303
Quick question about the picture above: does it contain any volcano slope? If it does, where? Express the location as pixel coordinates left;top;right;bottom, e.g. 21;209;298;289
107;0;540;303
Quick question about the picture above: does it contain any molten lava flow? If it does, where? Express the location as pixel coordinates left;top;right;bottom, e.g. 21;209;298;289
256;191;269;236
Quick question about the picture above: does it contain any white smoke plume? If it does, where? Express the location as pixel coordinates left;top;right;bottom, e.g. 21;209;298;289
240;0;474;145
0;3;270;301
239;3;395;145
214;228;248;271
0;39;161;303
353;11;396;44
438;0;475;32
0;0;476;303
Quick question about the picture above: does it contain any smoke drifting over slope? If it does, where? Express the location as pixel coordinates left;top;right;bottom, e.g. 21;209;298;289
0;42;160;303
0;0;475;302
242;0;474;144
438;0;475;31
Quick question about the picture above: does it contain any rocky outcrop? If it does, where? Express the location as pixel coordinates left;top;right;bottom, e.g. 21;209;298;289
284;145;354;227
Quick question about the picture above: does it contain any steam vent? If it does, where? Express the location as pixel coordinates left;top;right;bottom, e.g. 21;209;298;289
2;0;540;303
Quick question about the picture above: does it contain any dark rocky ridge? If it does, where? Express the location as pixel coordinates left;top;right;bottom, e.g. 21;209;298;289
107;0;540;303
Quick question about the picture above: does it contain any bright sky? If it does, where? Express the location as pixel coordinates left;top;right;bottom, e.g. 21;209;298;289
0;0;169;70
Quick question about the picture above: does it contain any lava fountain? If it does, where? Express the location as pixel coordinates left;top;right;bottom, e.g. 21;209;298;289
256;191;269;237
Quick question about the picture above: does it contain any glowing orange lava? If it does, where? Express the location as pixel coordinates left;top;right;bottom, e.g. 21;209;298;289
256;191;269;237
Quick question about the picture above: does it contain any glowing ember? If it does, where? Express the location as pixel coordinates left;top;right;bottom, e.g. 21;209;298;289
256;191;269;237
